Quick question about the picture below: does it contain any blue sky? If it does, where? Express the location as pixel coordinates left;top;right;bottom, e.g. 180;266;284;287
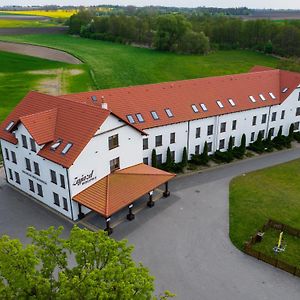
1;0;300;9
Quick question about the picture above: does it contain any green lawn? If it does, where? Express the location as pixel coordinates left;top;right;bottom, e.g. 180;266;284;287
252;227;300;268
229;159;300;251
0;34;280;90
0;50;91;123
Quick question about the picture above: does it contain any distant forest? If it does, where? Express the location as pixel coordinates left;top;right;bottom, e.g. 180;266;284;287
68;8;300;57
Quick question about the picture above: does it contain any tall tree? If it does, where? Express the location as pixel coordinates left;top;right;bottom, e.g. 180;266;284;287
151;149;157;168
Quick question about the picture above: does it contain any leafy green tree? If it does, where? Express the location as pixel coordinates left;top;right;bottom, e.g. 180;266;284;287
165;147;173;170
181;146;188;167
177;30;210;54
228;136;234;152
200;141;209;165
151;149;157;168
0;226;174;299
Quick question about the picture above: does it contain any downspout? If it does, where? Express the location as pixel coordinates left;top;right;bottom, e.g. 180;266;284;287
66;168;74;221
266;106;272;139
187;121;190;159
0;142;8;184
214;115;220;152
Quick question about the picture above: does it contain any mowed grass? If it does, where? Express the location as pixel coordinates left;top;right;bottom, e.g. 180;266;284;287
0;50;91;123
229;159;300;251
0;10;77;19
0;19;57;28
0;34;280;90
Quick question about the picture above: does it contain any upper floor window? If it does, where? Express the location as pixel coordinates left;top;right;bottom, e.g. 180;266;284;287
21;135;28;149
110;157;120;172
11;151;17;164
252;116;257;126
232;120;237;131
60;174;66;189
261;114;267;124
143;138;148;150
34;162;40;176
281;110;285;120
108;134;119;150
296;107;300;116
220;122;226;133
207;125;213;136
271;112;277;122
50;170;57;184
170;132;176;144
155;135;162;147
196;127;201;138
30;138;37;152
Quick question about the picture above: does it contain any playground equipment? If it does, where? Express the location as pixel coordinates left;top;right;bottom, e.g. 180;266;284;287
273;231;286;253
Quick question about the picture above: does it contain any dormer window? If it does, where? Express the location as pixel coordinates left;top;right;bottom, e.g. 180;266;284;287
228;99;236;107
91;95;97;102
216;100;224;108
151;111;159;120
50;139;62;151
61;143;73;155
200;103;208;111
5;121;14;131
126;115;135;124
165;108;174;118
269;92;276;99
191;105;199;113
259;94;266;101
136;113;145;123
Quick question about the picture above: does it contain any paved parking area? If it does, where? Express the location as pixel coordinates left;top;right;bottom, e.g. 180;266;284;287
1;148;300;299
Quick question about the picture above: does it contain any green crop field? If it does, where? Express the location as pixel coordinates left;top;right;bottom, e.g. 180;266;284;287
0;50;91;124
0;34;280;91
0;19;57;28
229;159;300;252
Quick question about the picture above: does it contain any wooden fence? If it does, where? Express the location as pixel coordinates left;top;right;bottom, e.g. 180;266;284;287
244;219;300;277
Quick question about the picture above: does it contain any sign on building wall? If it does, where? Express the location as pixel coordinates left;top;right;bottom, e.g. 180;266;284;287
73;170;97;186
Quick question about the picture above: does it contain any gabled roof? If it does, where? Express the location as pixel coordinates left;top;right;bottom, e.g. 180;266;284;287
73;163;175;217
0;91;111;168
20;108;57;145
61;68;300;130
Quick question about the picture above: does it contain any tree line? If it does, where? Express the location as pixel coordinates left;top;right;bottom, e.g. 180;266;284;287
68;10;300;57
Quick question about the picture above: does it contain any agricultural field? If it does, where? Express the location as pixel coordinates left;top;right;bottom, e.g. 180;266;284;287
229;159;300;251
0;34;280;90
0;10;77;19
0;50;91;123
0;19;57;28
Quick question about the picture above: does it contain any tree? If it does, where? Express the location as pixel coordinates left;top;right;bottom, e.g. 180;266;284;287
0;226;174;299
200;141;209;165
289;123;295;138
165;147;173;170
228;136;234;152
240;134;246;153
151;149;157;168
177;30;210;54
181;146;188;167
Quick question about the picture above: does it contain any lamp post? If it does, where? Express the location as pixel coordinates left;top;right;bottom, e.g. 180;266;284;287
104;217;113;235
127;204;135;221
147;190;155;207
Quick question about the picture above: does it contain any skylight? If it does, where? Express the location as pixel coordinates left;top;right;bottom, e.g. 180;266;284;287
61;143;73;155
136;113;145;123
259;94;266;101
200;103;208;111
151;111;159;120
165;108;174;118
91;95;97;102
126;115;135;124
191;104;199;113
216;100;224;108
269;92;276;99
50;139;62;151
249;96;256;103
228;99;236;107
282;87;288;93
5;121;14;131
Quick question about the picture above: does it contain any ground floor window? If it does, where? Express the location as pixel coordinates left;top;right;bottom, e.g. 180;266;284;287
143;157;149;165
15;172;20;184
219;139;225;150
8;168;13;180
195;145;200;155
53;192;60;207
171;151;175;161
157;154;162;165
29;179;34;192
37;184;43;197
63;197;68;211
295;122;299;131
251;132;255;142
207;142;212;153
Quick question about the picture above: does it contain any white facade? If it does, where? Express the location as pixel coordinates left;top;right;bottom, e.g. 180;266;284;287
1;86;300;221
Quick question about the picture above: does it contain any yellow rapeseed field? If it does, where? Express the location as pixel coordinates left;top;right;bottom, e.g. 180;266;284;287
0;10;78;19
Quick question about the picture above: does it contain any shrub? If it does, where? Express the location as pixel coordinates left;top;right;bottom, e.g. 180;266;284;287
213;150;234;163
249;131;264;153
151;149;157;168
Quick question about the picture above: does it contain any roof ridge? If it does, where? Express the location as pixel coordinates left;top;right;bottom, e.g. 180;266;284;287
105;175;110;217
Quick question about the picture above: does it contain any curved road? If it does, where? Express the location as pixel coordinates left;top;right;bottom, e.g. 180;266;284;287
1;148;300;299
0;41;82;64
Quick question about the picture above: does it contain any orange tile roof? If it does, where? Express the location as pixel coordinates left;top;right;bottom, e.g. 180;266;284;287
73;163;175;217
61;68;300;130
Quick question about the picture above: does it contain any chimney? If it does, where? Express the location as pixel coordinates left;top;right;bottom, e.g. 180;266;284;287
101;96;108;110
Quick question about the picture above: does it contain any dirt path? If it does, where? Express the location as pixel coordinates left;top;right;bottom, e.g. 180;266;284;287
0;40;82;64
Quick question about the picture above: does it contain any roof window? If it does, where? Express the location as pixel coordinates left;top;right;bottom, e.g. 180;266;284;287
216;100;224;108
282;87;288;93
61;143;73;155
228;99;236;107
200;103;208;111
50;139;62;151
5;121;14;131
151;111;159;120
259;94;266;101
269;92;276;99
249;96;256;103
191;104;199;113
126;115;135;124
136;113;145;123
165;108;174;118
91;95;97;102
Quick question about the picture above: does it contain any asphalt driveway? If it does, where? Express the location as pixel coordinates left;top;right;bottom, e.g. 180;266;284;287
1;148;300;299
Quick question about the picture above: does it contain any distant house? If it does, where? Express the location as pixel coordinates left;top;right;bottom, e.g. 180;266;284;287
1;66;300;227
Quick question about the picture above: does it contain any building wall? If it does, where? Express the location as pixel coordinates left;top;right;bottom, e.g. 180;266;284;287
0;124;72;219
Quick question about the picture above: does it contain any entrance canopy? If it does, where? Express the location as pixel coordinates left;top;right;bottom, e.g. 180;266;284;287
73;164;175;218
